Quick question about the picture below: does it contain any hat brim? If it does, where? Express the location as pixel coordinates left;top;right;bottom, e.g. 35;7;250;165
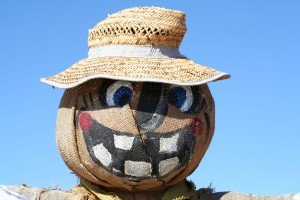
41;56;230;88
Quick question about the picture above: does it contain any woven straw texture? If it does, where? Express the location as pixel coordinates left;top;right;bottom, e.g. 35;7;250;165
41;6;230;89
56;79;215;191
44;57;228;88
6;185;300;200
5;185;96;200
88;7;186;48
197;191;300;200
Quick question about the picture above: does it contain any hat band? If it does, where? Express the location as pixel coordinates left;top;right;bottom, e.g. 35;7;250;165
88;45;186;59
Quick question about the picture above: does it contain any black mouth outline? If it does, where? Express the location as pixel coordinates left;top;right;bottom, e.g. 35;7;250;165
79;116;196;181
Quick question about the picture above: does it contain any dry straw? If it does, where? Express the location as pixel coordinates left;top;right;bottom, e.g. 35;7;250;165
41;6;230;88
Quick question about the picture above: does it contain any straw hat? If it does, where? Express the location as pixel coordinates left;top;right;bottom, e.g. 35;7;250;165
41;7;230;88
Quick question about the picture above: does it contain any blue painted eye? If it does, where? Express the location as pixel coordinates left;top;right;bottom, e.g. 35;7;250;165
106;81;133;107
113;87;132;107
168;86;193;112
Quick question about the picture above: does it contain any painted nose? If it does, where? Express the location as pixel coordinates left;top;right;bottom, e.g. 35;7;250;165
135;83;168;132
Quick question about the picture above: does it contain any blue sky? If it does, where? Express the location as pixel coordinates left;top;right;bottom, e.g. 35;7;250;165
0;0;299;196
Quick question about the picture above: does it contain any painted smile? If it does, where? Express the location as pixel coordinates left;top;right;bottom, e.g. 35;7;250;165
78;112;196;181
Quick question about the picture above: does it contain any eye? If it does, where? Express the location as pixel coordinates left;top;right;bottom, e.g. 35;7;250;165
168;85;193;112
106;81;133;107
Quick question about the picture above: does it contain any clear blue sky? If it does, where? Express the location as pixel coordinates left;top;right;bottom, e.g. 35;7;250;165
0;0;299;196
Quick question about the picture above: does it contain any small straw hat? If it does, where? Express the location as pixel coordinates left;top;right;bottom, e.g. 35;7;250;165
41;7;230;88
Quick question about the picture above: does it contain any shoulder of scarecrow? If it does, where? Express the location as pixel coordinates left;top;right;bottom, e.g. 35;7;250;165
0;185;97;200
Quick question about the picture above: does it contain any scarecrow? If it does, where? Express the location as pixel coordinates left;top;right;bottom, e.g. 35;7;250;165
2;7;299;200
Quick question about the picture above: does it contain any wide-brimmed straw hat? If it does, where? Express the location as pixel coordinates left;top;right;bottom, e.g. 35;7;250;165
41;7;230;88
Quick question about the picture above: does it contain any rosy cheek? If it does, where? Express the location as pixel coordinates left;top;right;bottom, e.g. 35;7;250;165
191;117;204;136
79;112;93;131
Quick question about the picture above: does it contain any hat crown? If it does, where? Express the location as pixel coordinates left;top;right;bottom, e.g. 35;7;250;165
88;7;186;48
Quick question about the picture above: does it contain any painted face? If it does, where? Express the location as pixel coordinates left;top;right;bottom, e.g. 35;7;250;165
56;79;215;191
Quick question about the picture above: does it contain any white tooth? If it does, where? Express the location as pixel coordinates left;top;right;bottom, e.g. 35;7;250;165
124;161;152;177
113;168;121;173
92;143;112;167
159;134;179;153
159;157;179;176
114;135;135;150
